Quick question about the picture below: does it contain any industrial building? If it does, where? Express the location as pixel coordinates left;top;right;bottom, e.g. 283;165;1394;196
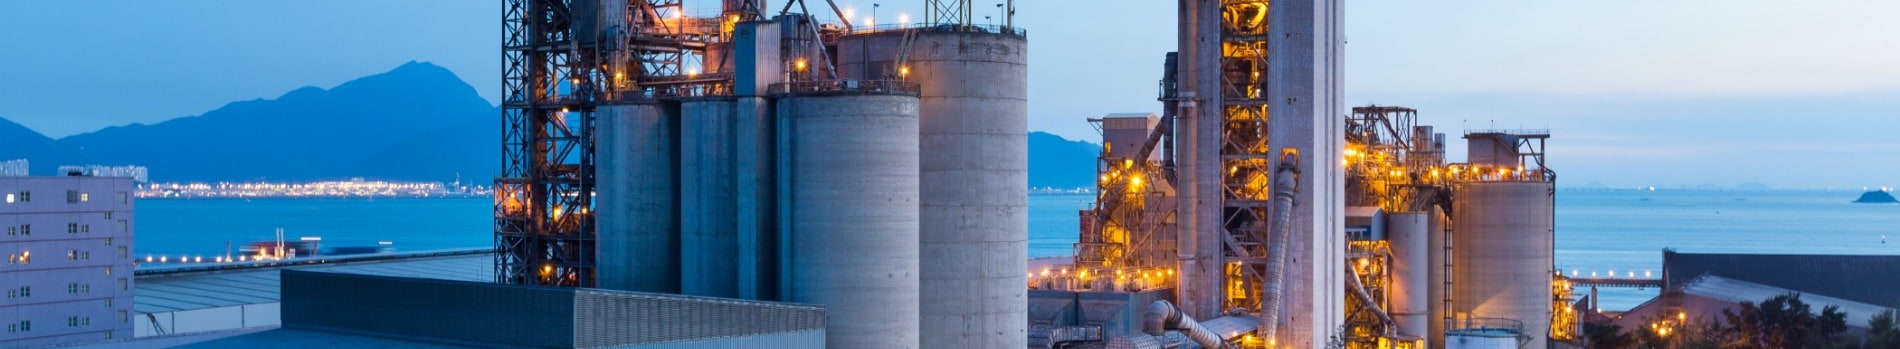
0;175;137;347
54;165;150;184
0;160;24;177
489;1;1585;349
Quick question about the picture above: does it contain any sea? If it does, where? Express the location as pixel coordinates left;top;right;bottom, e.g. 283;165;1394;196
135;189;1900;310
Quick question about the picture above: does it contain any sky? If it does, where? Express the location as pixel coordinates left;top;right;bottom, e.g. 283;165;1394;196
3;1;1899;189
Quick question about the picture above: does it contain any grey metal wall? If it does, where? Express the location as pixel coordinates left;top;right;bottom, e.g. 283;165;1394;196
681;99;739;298
278;271;825;348
834;29;1030;349
598;103;682;293
1385;212;1430;339
776;94;921;349
1451;181;1555;349
1427;206;1450;349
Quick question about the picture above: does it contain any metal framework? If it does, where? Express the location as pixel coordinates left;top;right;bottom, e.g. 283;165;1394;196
1076;117;1177;271
1218;0;1274;312
498;0;600;287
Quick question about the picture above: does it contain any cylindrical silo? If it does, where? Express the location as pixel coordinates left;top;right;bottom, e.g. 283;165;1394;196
835;28;1029;348
777;94;921;349
1452;181;1555;349
680;98;739;297
1428;206;1450;349
596;103;681;293
1386;212;1430;339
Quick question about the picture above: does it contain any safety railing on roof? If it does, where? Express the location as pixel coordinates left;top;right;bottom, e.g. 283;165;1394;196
768;79;920;96
847;23;1028;37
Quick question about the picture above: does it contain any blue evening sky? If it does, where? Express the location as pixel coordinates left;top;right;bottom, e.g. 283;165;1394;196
3;1;1898;189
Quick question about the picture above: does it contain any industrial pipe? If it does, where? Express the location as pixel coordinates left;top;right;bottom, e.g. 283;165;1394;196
1143;300;1235;349
1258;151;1301;344
1346;262;1397;329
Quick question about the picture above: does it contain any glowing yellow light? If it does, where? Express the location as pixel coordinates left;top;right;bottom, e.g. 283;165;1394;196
794;59;808;71
1041;268;1050;276
1131;175;1143;187
1344;149;1358;156
1357;258;1368;268
687;68;700;77
899;66;910;78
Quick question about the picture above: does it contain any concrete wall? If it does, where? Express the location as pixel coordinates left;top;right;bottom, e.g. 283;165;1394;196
1452;181;1555;349
680;99;739;298
1266;0;1349;346
776;94;921;349
834;29;1030;349
597;104;682;293
0;176;137;347
1428;206;1450;349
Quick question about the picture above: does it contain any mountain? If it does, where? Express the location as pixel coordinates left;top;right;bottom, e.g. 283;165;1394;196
55;61;498;182
0;117;66;173
1028;131;1100;189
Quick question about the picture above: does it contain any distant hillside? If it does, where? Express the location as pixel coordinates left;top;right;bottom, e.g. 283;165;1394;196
5;62;1105;187
53;61;498;182
1028;131;1100;189
0;117;66;172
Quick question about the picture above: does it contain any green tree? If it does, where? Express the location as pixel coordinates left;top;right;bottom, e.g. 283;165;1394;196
1583;320;1636;349
1718;292;1849;349
1867;309;1900;349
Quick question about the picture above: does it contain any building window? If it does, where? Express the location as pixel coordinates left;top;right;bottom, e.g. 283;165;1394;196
103;211;112;220
19;250;28;263
81;251;89;260
81;224;89;233
19;191;28;202
6;226;13;235
7;289;13;298
119;310;128;323
80;193;89;202
118;278;126;291
105;237;112;246
119;246;127;258
20;224;28;235
67;190;79;204
105;298;112;307
6;323;12;332
67;223;77;234
105;267;112;276
67;283;77;294
21;286;29;297
82;284;89;293
67;250;77;261
119;192;127;204
117;220;127;233
4;193;12;203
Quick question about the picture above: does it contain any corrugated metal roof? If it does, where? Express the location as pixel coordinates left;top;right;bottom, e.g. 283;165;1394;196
1679;275;1895;328
133;249;492;314
1663;251;1900;308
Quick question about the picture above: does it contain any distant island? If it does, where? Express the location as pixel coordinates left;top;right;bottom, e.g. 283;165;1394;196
1852;190;1898;203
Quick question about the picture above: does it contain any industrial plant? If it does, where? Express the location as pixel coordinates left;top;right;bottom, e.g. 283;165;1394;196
489;0;1573;348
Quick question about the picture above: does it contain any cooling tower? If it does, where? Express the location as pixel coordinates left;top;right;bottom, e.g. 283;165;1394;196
1386;212;1430;339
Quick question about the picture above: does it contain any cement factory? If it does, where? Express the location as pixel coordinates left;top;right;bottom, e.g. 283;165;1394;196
490;0;1571;348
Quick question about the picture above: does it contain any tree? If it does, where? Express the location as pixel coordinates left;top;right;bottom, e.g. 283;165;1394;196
1583;320;1636;349
1718;292;1849;349
1867;309;1900;349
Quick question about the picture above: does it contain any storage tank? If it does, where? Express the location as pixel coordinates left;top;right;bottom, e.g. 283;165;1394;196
597;103;681;293
1386;212;1429;339
1452;181;1554;349
835;28;1030;348
776;94;921;348
1428;206;1450;349
681;98;738;297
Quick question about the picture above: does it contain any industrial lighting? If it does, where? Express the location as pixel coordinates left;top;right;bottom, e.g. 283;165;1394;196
687;68;700;77
794;59;808;71
898;13;909;27
898;66;910;79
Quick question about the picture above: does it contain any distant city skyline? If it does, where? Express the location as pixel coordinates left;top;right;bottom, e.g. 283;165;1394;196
4;1;1899;188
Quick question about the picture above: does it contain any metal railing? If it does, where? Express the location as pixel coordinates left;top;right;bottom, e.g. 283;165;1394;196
847;22;1028;37
768;79;920;96
1445;317;1525;335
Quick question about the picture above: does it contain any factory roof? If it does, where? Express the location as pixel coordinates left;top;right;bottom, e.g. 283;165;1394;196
133;248;492;314
1676;275;1895;329
1663;250;1900;308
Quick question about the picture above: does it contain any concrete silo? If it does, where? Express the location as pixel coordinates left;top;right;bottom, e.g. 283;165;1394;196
680;98;739;298
835;27;1030;348
1452;181;1555;349
1386;212;1430;339
596;103;681;293
776;93;922;349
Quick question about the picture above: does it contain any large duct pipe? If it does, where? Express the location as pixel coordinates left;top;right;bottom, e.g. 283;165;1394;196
1346;263;1396;329
1258;152;1301;343
1144;300;1234;349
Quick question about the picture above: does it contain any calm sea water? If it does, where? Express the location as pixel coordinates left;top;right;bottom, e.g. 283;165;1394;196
135;190;1900;310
